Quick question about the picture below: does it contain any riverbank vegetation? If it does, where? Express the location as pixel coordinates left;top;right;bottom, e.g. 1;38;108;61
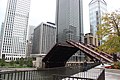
111;62;120;69
0;57;33;68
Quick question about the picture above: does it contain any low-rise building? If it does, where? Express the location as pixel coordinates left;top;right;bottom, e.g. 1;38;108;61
84;33;98;46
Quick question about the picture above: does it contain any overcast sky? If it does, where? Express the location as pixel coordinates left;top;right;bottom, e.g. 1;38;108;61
0;0;120;34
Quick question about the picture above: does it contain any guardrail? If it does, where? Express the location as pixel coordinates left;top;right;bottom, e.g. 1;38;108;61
0;62;101;80
53;69;105;80
53;74;95;80
0;70;38;80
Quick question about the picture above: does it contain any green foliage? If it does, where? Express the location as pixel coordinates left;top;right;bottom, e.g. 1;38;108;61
112;62;120;69
96;11;120;54
18;57;33;67
19;57;24;66
15;59;20;64
0;57;33;68
0;59;5;67
26;58;33;67
10;60;15;66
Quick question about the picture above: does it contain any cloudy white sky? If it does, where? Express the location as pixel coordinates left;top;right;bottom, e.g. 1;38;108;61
0;0;120;34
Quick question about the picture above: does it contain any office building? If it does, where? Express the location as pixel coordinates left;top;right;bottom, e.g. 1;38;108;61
56;0;84;44
0;0;31;60
28;25;36;42
56;0;84;61
26;25;36;57
89;0;107;35
31;22;56;57
0;23;4;56
84;33;98;46
0;23;4;37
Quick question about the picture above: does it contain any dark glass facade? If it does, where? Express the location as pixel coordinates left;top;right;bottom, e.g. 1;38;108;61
56;0;84;45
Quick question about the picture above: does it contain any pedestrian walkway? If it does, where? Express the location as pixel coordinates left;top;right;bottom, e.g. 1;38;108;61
62;67;120;80
62;68;104;80
72;68;103;79
105;69;120;80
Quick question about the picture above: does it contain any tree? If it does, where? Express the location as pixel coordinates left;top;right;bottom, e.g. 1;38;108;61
0;59;5;67
26;58;33;67
10;60;15;67
96;11;120;54
15;59;20;64
19;57;24;66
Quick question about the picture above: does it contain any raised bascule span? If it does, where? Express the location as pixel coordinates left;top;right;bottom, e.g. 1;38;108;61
66;40;120;62
86;44;120;62
42;40;119;68
42;44;79;68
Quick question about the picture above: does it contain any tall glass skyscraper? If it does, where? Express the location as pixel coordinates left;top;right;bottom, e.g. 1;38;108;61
56;0;84;45
89;0;107;35
0;0;31;60
56;0;84;61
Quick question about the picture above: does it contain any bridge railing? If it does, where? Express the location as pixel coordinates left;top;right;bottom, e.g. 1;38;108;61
0;70;39;80
66;62;100;69
53;68;105;80
0;62;100;80
53;74;95;80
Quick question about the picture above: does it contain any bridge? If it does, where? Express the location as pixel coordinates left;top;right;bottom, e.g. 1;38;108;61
42;44;79;68
0;62;102;80
42;40;120;68
0;40;113;80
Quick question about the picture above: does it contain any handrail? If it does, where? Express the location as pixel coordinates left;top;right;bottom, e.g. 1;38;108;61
87;44;113;60
67;41;100;60
87;44;120;61
69;41;113;62
53;68;105;80
66;40;113;62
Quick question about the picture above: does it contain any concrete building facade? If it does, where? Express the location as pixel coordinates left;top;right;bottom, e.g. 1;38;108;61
31;22;56;57
0;0;31;60
84;33;98;46
0;23;4;55
26;25;36;57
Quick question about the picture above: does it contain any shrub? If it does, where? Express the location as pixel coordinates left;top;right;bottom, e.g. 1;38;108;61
112;62;120;69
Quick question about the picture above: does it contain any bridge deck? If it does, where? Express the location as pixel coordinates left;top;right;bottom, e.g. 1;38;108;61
42;44;79;68
42;40;116;68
